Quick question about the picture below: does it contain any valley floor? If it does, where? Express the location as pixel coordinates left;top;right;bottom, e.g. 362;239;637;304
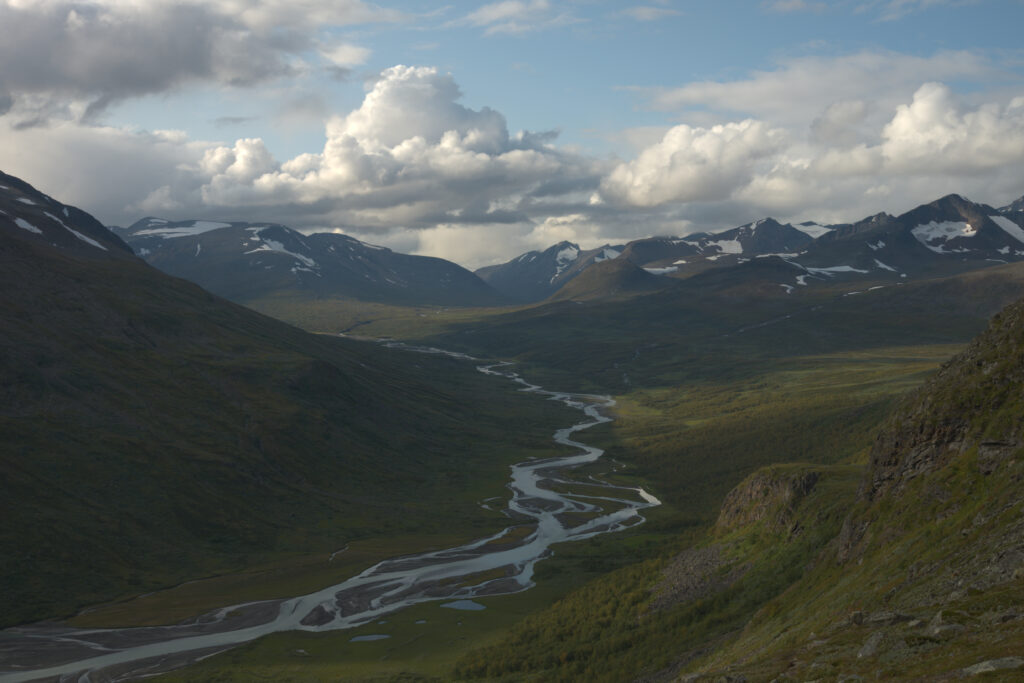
136;342;963;682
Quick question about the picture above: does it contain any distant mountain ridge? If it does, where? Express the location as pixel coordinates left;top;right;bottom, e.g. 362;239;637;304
479;192;1024;302
109;191;1024;308
475;241;625;302
113;217;506;307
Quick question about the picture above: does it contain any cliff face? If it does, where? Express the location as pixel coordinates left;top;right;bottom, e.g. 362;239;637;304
833;298;1024;571
864;297;1024;502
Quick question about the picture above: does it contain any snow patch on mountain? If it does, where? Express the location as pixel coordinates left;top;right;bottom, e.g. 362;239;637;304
874;259;896;272
793;222;833;239
14;217;41;234
551;245;580;280
556;245;579;264
708;239;742;254
246;238;318;269
990;215;1024;244
65;228;107;250
15;197;36;206
43;210;108;250
594;247;621;262
137;220;232;239
911;221;976;254
644;266;678;275
802;265;870;276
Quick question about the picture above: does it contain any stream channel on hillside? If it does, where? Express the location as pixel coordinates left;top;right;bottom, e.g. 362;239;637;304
0;347;661;682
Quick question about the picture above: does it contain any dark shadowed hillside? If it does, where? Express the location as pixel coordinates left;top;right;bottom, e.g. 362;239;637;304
0;172;574;627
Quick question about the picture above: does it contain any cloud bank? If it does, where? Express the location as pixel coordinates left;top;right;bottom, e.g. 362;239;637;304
0;1;1022;270
0;0;392;122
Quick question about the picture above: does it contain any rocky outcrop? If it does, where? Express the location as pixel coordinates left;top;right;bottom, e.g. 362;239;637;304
865;298;1024;501
651;465;825;613
714;466;820;536
837;298;1024;565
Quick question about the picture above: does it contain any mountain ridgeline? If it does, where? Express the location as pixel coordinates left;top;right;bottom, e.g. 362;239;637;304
474;193;1024;303
113;217;507;308
110;192;1024;311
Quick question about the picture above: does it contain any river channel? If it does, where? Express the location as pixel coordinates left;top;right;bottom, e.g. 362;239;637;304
0;353;660;682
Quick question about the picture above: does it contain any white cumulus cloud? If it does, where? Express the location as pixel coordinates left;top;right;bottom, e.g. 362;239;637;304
601;120;786;206
882;82;1024;171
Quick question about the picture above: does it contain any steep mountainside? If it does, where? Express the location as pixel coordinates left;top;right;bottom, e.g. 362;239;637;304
683;295;1024;680
475;241;625;302
0;172;571;627
548;257;666;301
0;171;134;257
114;217;505;307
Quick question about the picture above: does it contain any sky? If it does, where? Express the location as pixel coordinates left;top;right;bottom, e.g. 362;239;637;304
2;0;1024;269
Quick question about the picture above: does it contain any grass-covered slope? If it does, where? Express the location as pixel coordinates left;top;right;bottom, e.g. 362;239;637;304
0;178;577;628
451;463;863;682
547;258;666;301
445;292;1024;680
666;297;1024;680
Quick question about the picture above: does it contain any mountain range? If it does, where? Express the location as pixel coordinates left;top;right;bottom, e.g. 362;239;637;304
112;217;506;308
474;193;1024;303
109;192;1024;312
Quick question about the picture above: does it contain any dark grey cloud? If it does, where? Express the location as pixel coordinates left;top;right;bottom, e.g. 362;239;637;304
0;1;387;121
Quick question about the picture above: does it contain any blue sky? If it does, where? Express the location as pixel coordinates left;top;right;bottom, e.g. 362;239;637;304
2;0;1024;267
